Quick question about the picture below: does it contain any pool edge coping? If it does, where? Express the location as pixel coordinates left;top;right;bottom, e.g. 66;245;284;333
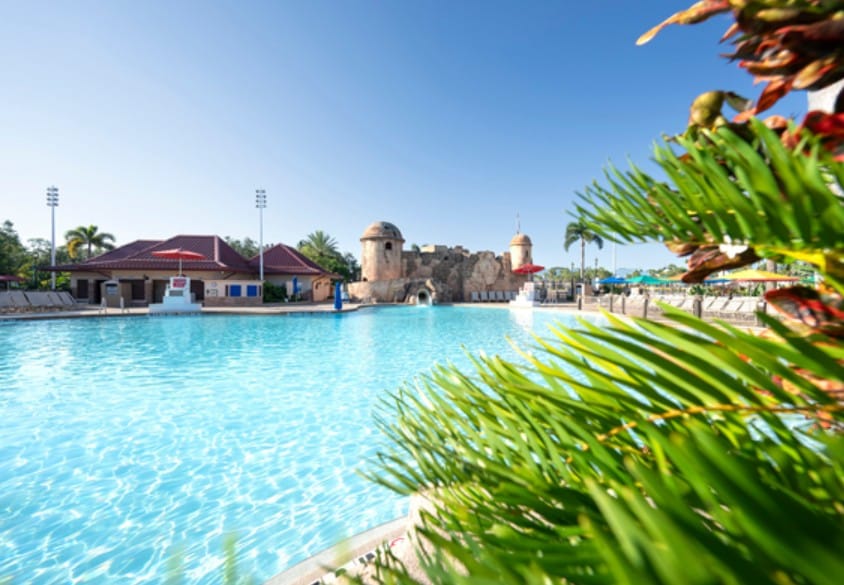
264;516;407;585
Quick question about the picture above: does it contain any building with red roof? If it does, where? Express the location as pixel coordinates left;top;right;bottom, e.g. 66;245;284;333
52;235;336;306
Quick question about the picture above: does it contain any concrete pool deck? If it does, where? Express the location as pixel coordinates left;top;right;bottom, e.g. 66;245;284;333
0;301;366;321
266;517;408;585
0;300;585;322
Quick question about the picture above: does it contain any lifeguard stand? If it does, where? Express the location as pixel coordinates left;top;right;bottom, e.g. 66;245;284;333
148;276;202;314
509;281;540;308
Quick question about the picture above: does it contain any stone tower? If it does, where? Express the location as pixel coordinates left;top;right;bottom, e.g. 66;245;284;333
360;221;405;282
509;232;533;271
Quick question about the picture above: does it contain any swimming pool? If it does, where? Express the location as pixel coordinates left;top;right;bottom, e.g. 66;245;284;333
0;306;579;583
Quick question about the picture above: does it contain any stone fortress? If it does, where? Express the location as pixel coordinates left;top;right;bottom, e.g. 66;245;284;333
347;220;533;304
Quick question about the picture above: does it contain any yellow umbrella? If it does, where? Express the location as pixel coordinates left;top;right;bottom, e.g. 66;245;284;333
723;268;799;282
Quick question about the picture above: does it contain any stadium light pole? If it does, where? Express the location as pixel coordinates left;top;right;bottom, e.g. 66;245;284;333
46;186;59;290
255;189;267;281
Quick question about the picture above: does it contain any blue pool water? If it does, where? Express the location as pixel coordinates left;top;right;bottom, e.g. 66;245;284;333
0;306;578;583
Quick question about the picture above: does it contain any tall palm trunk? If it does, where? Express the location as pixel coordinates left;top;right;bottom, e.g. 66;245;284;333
580;237;586;281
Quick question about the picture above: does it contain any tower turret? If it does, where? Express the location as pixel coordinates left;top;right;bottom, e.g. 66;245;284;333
360;221;405;282
509;232;533;272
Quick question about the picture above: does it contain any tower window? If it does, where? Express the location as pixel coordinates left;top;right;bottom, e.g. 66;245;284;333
385;242;393;250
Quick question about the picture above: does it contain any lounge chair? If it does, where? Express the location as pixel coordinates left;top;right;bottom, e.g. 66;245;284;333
8;291;30;310
702;296;725;312
625;295;646;317
471;291;479;303
674;297;695;312
716;298;745;320
25;291;55;310
0;292;14;312
735;296;764;322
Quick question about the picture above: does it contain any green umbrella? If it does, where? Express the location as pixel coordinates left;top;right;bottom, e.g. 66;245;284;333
626;274;669;285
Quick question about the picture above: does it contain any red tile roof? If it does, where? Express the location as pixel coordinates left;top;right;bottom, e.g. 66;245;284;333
53;236;251;273
90;239;161;262
49;236;337;279
248;244;335;276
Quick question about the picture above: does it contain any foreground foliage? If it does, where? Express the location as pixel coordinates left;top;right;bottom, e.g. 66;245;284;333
363;3;844;584
365;309;843;584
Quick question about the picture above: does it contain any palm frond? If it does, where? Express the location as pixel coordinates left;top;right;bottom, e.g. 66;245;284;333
366;310;844;584
575;120;844;275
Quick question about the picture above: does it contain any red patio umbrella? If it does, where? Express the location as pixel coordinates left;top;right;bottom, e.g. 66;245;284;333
151;248;206;275
512;263;545;275
0;275;23;290
513;263;545;282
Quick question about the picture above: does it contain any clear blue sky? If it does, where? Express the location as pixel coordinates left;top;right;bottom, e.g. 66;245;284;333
0;1;807;271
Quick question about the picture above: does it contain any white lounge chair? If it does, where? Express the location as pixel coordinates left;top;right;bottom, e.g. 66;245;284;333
0;292;14;311
717;298;745;319
702;296;724;311
25;291;55;309
674;297;695;312
8;291;30;310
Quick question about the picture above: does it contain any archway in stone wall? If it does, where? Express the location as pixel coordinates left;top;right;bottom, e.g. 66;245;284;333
416;289;431;306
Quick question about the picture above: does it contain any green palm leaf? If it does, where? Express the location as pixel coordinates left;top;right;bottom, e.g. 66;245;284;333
576;121;844;282
364;309;843;584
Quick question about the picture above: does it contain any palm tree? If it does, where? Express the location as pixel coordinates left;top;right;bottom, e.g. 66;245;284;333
563;220;603;281
297;230;339;259
296;230;359;280
64;225;116;260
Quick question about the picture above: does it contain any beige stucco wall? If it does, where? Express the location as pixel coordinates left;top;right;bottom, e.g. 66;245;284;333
264;274;333;302
69;270;256;306
203;280;262;306
68;269;336;305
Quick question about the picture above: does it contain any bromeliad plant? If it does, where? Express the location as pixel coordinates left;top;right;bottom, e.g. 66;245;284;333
581;0;844;329
576;119;844;286
360;3;844;585
638;0;844;120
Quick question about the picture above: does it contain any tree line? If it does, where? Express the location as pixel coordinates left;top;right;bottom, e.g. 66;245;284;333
0;221;115;289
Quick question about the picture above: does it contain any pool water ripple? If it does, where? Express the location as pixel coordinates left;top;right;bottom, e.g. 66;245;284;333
0;306;580;583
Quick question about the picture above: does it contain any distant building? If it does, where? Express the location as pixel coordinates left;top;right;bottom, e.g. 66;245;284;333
348;221;531;304
51;235;336;307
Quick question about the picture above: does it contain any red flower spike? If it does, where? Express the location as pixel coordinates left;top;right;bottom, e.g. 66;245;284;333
637;0;731;45
765;286;844;338
802;111;844;138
